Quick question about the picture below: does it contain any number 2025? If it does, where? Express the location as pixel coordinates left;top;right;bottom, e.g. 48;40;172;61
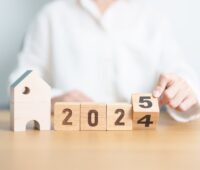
54;94;160;130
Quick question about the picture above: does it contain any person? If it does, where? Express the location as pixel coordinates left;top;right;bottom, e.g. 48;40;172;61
9;0;200;122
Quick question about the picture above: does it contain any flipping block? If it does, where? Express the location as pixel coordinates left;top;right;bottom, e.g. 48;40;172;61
10;70;51;131
132;93;160;130
54;102;80;131
81;103;106;131
107;103;133;130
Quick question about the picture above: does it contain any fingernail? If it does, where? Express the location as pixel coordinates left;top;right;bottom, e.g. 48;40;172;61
153;90;160;98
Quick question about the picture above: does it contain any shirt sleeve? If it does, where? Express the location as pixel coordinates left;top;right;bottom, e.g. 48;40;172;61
156;17;200;122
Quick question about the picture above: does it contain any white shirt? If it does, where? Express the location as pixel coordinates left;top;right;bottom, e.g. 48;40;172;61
9;0;200;122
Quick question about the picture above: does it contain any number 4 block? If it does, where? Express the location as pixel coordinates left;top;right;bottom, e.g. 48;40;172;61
132;93;160;130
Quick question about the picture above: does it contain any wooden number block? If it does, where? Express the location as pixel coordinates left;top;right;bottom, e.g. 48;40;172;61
132;93;160;130
81;103;106;131
54;102;80;131
107;103;133;130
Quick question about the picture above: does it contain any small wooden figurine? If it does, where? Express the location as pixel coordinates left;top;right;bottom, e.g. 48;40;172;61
10;70;51;131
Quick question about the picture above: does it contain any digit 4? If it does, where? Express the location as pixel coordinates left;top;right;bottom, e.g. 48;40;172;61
137;115;153;127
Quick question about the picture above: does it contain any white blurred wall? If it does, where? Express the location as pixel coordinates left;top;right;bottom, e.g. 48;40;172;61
0;0;199;108
144;0;200;73
0;0;51;108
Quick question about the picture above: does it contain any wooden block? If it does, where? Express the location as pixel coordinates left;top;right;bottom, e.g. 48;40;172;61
54;102;80;131
107;103;133;130
81;103;106;131
10;102;51;131
132;93;160;130
10;70;51;131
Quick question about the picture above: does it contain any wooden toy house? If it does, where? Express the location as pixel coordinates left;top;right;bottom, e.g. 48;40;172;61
10;70;51;131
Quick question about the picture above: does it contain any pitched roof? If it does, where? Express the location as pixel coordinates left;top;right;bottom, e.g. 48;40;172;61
11;70;33;88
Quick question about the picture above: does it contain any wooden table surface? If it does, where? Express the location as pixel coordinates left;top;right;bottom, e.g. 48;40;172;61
0;111;200;170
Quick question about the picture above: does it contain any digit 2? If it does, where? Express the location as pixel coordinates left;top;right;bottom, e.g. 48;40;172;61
115;109;125;126
62;108;73;125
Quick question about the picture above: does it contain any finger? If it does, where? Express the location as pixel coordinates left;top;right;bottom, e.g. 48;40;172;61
159;94;169;106
70;91;93;102
168;86;189;109
159;80;181;106
178;96;197;112
75;92;93;101
63;92;81;102
164;80;182;101
79;95;93;102
153;74;173;98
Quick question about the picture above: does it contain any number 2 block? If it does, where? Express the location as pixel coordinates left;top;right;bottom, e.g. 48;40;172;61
54;102;80;131
132;93;160;130
81;103;106;131
107;103;133;130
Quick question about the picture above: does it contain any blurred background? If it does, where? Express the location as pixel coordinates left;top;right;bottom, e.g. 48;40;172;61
0;0;199;109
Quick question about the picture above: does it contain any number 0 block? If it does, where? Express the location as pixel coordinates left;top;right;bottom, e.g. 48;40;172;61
132;93;160;130
81;103;106;131
54;102;80;131
107;103;133;130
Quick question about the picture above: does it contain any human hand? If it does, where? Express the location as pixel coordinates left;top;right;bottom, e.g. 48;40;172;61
51;90;93;111
153;73;199;112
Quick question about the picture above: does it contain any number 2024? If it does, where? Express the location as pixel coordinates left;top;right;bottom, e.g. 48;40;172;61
61;96;155;128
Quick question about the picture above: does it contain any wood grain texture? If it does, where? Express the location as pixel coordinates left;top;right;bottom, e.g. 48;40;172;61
54;102;80;131
81;103;107;131
1;111;200;170
107;103;133;130
132;93;160;130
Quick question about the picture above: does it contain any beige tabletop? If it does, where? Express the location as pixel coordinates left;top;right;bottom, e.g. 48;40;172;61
0;110;200;170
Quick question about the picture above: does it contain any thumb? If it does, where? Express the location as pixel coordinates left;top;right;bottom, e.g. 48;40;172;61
153;74;172;98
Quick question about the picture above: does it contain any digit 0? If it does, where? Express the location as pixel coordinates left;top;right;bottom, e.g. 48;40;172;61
88;110;98;127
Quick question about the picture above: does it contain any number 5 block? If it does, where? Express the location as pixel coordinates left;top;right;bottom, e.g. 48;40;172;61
132;93;160;130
